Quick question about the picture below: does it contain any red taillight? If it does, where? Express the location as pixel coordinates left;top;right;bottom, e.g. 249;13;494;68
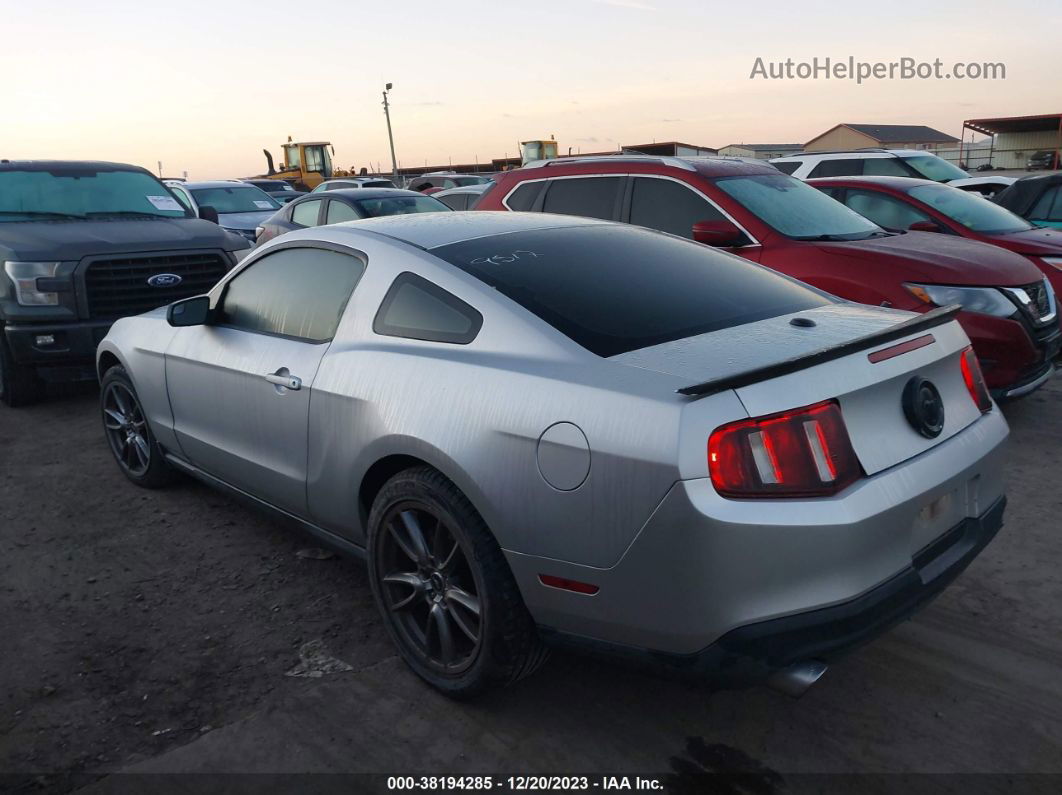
708;400;862;498
960;346;992;413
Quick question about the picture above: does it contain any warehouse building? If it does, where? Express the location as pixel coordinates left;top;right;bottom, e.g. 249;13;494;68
960;113;1062;170
717;143;802;159
804;123;959;152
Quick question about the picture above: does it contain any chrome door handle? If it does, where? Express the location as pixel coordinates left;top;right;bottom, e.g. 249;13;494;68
265;370;302;390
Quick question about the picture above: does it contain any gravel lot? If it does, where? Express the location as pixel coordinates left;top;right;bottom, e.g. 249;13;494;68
1;376;1061;793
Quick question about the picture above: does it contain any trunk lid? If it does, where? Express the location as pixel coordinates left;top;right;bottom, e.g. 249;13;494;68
612;302;983;476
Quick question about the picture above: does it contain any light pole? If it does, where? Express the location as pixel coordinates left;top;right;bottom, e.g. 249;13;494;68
382;82;399;183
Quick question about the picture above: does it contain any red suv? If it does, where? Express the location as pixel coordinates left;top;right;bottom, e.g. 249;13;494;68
809;175;1062;297
476;156;1059;398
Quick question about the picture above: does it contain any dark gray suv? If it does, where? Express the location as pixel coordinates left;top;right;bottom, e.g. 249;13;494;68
0;160;249;406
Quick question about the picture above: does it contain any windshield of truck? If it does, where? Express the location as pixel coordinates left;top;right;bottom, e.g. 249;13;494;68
900;155;970;182
0;167;191;221
715;173;885;240
190;186;281;214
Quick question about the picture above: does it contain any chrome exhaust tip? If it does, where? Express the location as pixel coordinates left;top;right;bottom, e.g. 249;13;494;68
766;660;828;698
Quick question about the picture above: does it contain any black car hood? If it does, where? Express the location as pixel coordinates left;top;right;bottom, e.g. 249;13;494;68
0;217;246;261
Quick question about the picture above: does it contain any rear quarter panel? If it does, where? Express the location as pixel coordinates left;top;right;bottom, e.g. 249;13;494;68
302;242;713;568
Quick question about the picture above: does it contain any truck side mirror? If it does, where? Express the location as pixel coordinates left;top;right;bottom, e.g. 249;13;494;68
198;205;219;224
692;219;746;247
167;295;212;327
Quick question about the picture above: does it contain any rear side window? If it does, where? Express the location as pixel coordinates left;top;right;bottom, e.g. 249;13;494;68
219;247;364;342
808;159;864;178
541;177;620;220
505;181;542;211
629;177;725;239
326;200;359;224
374;272;483;344
438;193;469;210
772;161;801;175
432;225;829;357
292;199;321;226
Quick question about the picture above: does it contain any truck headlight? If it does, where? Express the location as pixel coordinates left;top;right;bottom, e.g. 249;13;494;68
3;261;62;306
903;283;1017;318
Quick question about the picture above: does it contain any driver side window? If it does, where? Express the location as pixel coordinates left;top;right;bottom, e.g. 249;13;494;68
219;247;365;343
629;177;731;240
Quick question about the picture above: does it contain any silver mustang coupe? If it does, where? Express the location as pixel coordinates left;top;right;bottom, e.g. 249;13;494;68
97;212;1008;697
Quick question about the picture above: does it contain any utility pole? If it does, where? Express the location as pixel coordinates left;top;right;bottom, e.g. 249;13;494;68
382;82;399;183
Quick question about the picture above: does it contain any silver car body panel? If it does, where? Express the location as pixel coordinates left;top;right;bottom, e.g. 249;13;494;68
98;213;1008;657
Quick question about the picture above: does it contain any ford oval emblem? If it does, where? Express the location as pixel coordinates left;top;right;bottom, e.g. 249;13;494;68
147;273;183;288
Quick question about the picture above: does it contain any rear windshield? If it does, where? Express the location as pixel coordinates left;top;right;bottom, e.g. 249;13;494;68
190;186;281;213
0;167;190;221
432;225;830;357
352;195;450;217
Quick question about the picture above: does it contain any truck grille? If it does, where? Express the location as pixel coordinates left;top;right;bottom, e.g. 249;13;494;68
84;252;230;319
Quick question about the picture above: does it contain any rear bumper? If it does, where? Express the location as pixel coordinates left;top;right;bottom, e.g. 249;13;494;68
510;407;1008;661
3;319;110;379
541;495;1005;685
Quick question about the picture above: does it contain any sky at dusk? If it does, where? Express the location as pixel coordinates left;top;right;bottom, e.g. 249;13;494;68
2;0;1058;179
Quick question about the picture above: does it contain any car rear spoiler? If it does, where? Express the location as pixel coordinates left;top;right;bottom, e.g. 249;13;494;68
677;304;961;397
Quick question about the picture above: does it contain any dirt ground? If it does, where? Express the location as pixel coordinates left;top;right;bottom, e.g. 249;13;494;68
1;376;1061;794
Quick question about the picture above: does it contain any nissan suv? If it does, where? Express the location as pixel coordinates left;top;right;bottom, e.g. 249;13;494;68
0;160;249;406
475;155;1058;399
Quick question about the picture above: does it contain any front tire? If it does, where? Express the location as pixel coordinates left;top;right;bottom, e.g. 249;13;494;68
0;334;43;407
367;466;548;698
100;366;174;488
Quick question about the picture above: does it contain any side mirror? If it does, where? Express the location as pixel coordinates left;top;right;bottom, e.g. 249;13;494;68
692;219;746;247
167;295;212;327
198;205;219;224
908;221;940;233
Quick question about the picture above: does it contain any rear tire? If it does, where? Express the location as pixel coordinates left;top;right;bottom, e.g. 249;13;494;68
367;466;548;698
100;365;174;488
0;333;43;407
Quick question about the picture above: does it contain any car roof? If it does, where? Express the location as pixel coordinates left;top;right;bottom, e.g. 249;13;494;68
771;149;924;161
0;159;151;173
806;175;938;191
433;184;490;196
305;210;608;251
301;187;423;201
176;180;263;189
512;155;779;179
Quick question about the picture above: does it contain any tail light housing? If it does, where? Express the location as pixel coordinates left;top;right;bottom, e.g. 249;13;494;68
708;401;862;498
960;346;992;413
